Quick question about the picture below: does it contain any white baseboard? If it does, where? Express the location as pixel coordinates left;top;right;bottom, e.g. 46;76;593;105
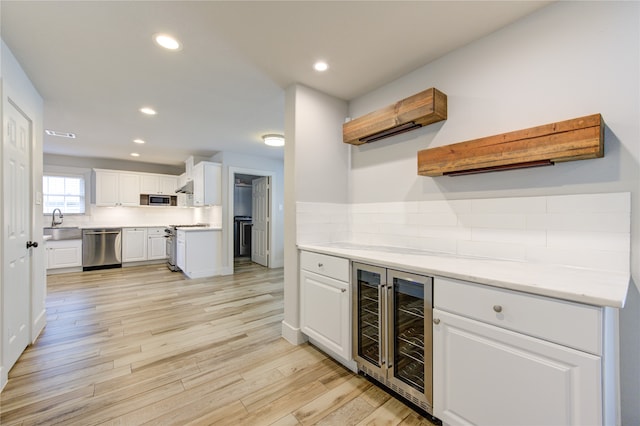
281;320;307;345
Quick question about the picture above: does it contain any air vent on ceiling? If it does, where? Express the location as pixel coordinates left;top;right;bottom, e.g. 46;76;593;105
45;130;76;139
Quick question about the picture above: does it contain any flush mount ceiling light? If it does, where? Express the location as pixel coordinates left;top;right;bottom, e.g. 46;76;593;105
154;33;181;51
139;107;157;115
133;138;145;144
314;61;329;72
130;152;140;157
262;134;285;147
45;129;76;139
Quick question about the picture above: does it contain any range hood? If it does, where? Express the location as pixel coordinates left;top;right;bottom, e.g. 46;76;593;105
343;87;447;145
175;180;193;194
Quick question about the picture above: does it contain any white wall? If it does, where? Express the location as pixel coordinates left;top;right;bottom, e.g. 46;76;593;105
0;40;45;389
283;84;349;343
346;2;639;423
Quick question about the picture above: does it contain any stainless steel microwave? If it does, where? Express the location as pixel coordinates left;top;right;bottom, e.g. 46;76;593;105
148;195;171;206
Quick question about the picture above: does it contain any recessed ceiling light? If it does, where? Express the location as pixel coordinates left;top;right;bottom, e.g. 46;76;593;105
45;129;76;138
133;139;145;144
314;61;329;72
262;134;285;147
139;107;157;115
154;34;181;51
130;152;140;157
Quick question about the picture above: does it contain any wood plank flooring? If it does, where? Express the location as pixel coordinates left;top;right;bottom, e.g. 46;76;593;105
0;259;437;425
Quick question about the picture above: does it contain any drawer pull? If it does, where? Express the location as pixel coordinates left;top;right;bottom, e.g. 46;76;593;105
433;318;441;325
493;305;503;313
318;263;324;267
341;288;346;293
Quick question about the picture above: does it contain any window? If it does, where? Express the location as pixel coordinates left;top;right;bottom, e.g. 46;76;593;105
43;175;85;214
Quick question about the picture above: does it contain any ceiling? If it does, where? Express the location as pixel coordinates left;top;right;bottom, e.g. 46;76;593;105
1;1;551;167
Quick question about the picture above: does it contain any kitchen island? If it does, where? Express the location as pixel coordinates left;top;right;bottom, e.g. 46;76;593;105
176;227;223;279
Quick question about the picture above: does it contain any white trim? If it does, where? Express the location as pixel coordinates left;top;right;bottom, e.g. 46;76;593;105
281;320;307;345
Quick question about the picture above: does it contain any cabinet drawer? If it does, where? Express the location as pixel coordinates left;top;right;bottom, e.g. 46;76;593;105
434;277;602;355
147;227;166;236
300;251;349;282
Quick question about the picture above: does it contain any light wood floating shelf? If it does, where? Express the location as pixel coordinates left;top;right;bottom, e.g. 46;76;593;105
417;113;604;177
343;87;447;145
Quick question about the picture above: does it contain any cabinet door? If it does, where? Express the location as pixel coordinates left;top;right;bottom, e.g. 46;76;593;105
95;171;120;206
300;269;350;360
47;240;82;269
148;236;167;260
119;173;141;206
192;163;204;206
433;309;601;426
122;228;147;262
139;175;159;194
159;176;178;195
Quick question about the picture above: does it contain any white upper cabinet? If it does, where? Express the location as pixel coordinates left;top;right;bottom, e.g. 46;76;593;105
94;169;140;206
192;161;221;206
140;174;178;195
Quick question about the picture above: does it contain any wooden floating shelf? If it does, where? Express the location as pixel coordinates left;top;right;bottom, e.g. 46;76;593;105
417;113;604;177
343;87;447;146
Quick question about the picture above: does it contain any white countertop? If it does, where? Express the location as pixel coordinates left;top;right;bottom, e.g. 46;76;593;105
176;226;222;231
298;242;629;308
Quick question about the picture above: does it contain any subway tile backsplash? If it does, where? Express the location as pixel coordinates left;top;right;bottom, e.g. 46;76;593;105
297;192;631;273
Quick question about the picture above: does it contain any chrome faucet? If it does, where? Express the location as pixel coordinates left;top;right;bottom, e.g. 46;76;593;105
51;208;64;227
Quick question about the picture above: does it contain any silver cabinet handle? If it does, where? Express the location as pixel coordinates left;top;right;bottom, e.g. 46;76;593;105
433;318;441;325
493;305;503;313
318;263;323;267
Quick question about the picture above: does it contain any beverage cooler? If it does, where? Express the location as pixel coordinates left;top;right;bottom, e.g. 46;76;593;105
352;262;434;413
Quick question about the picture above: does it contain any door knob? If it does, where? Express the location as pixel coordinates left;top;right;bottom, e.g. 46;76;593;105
26;241;39;249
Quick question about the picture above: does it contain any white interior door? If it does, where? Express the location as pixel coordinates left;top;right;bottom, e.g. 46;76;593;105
251;176;269;267
3;99;33;370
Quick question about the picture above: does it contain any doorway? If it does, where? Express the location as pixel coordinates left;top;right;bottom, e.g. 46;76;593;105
228;167;274;272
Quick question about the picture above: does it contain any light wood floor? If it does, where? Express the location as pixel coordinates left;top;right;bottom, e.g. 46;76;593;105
0;259;437;425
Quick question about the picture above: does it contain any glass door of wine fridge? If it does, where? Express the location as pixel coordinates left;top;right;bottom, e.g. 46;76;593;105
352;263;387;377
352;263;434;412
388;269;433;406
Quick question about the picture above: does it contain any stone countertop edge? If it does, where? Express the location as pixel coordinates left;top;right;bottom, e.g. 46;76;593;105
175;227;222;231
298;243;629;309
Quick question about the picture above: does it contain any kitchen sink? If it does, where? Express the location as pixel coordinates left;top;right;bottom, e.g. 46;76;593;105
43;226;82;240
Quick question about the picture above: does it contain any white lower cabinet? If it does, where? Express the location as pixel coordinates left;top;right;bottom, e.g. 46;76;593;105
122;228;148;262
300;251;351;362
46;239;82;270
147;227;167;260
433;277;607;426
177;229;221;278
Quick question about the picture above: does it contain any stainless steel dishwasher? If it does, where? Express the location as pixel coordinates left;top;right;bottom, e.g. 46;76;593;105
82;228;122;271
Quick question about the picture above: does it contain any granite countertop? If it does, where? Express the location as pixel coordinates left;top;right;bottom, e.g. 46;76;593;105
298;242;629;308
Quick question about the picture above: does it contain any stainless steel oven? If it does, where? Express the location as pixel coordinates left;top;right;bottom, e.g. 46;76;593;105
352;262;434;414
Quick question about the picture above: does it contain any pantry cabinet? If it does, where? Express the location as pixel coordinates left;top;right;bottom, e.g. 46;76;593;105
299;251;351;362
433;276;607;426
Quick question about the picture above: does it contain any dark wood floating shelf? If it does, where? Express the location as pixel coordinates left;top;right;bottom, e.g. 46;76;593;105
417;113;604;177
343;87;447;146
